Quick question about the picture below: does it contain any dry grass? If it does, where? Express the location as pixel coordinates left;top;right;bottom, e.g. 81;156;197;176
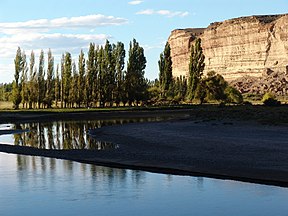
0;101;13;110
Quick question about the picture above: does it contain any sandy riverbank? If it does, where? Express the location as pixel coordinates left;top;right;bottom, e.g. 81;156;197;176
1;108;288;187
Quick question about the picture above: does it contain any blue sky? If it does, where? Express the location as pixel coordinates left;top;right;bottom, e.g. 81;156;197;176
0;0;288;83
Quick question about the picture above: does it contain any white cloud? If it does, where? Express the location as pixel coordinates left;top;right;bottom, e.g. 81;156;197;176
0;14;128;35
136;9;189;17
0;14;127;82
128;0;143;5
0;33;110;58
0;32;111;83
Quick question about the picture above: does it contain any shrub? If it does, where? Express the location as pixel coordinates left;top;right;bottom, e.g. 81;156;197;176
225;86;243;104
262;93;281;106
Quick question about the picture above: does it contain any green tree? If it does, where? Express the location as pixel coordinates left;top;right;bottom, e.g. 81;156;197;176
60;54;65;108
225;86;243;104
174;76;187;102
70;61;78;107
77;50;85;108
125;39;147;106
97;46;105;107
113;42;125;106
20;52;28;108
54;64;60;107
37;50;45;108
187;38;205;101
103;40;116;106
45;49;54;108
85;43;96;107
262;92;280;106
63;52;72;108
158;42;173;98
12;47;23;109
28;51;37;109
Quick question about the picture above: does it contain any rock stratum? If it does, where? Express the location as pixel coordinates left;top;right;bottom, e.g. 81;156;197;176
168;14;288;94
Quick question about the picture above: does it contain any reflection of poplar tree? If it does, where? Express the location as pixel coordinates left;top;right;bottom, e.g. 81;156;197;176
55;122;61;149
47;124;54;149
13;124;23;145
78;126;85;149
38;123;45;149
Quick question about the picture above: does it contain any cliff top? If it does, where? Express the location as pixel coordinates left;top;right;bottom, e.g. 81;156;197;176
171;28;205;35
208;14;288;30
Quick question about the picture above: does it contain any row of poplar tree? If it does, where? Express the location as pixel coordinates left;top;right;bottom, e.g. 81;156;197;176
12;39;147;109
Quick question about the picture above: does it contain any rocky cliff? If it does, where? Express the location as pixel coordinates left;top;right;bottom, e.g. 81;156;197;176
168;14;288;84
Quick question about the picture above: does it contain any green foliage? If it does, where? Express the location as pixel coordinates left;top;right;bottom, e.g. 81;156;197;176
0;83;12;101
194;71;243;104
28;51;37;109
187;38;205;101
85;43;96;107
12;47;24;109
158;42;173;98
77;50;85;107
45;49;54;108
20;52;28;108
37;50;46;108
225;86;243;104
126;38;147;105
10;39;150;109
63;52;72;108
204;71;227;102
114;42;126;106
262;92;281;106
54;65;60;107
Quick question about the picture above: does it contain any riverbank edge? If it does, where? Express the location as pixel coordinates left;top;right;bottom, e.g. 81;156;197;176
0;143;287;187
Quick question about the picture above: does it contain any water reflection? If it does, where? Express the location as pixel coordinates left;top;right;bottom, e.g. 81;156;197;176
1;153;288;216
10;121;118;150
14;153;145;198
0;118;165;151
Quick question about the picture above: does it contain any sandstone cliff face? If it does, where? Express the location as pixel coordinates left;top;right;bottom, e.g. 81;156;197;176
168;14;288;82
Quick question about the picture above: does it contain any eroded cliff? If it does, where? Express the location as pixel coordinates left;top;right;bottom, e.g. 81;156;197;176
168;14;288;83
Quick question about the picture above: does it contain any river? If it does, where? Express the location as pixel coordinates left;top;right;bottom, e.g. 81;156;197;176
0;121;288;215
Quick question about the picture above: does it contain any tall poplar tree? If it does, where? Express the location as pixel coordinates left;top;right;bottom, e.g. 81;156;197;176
103;40;115;106
158;42;173;98
63;52;72;108
20;52;28;108
37;50;45;108
114;41;125;106
28;51;36;109
54;64;60;107
187;38;205;101
45;49;54;108
78;50;85;108
85;43;96;107
126;39;147;105
97;46;105;107
12;47;23;109
70;61;78;107
60;54;65;108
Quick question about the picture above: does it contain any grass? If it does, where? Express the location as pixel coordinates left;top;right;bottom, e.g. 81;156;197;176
1;100;288;125
0;101;13;110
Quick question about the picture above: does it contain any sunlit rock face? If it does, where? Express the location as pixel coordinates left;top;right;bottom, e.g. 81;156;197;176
168;14;288;82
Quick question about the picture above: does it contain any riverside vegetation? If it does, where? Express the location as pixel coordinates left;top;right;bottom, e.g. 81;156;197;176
2;37;280;110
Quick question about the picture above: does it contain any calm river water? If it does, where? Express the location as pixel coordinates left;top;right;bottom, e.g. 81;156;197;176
0;121;288;216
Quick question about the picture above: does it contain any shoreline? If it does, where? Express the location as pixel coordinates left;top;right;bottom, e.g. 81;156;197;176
1;108;288;187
